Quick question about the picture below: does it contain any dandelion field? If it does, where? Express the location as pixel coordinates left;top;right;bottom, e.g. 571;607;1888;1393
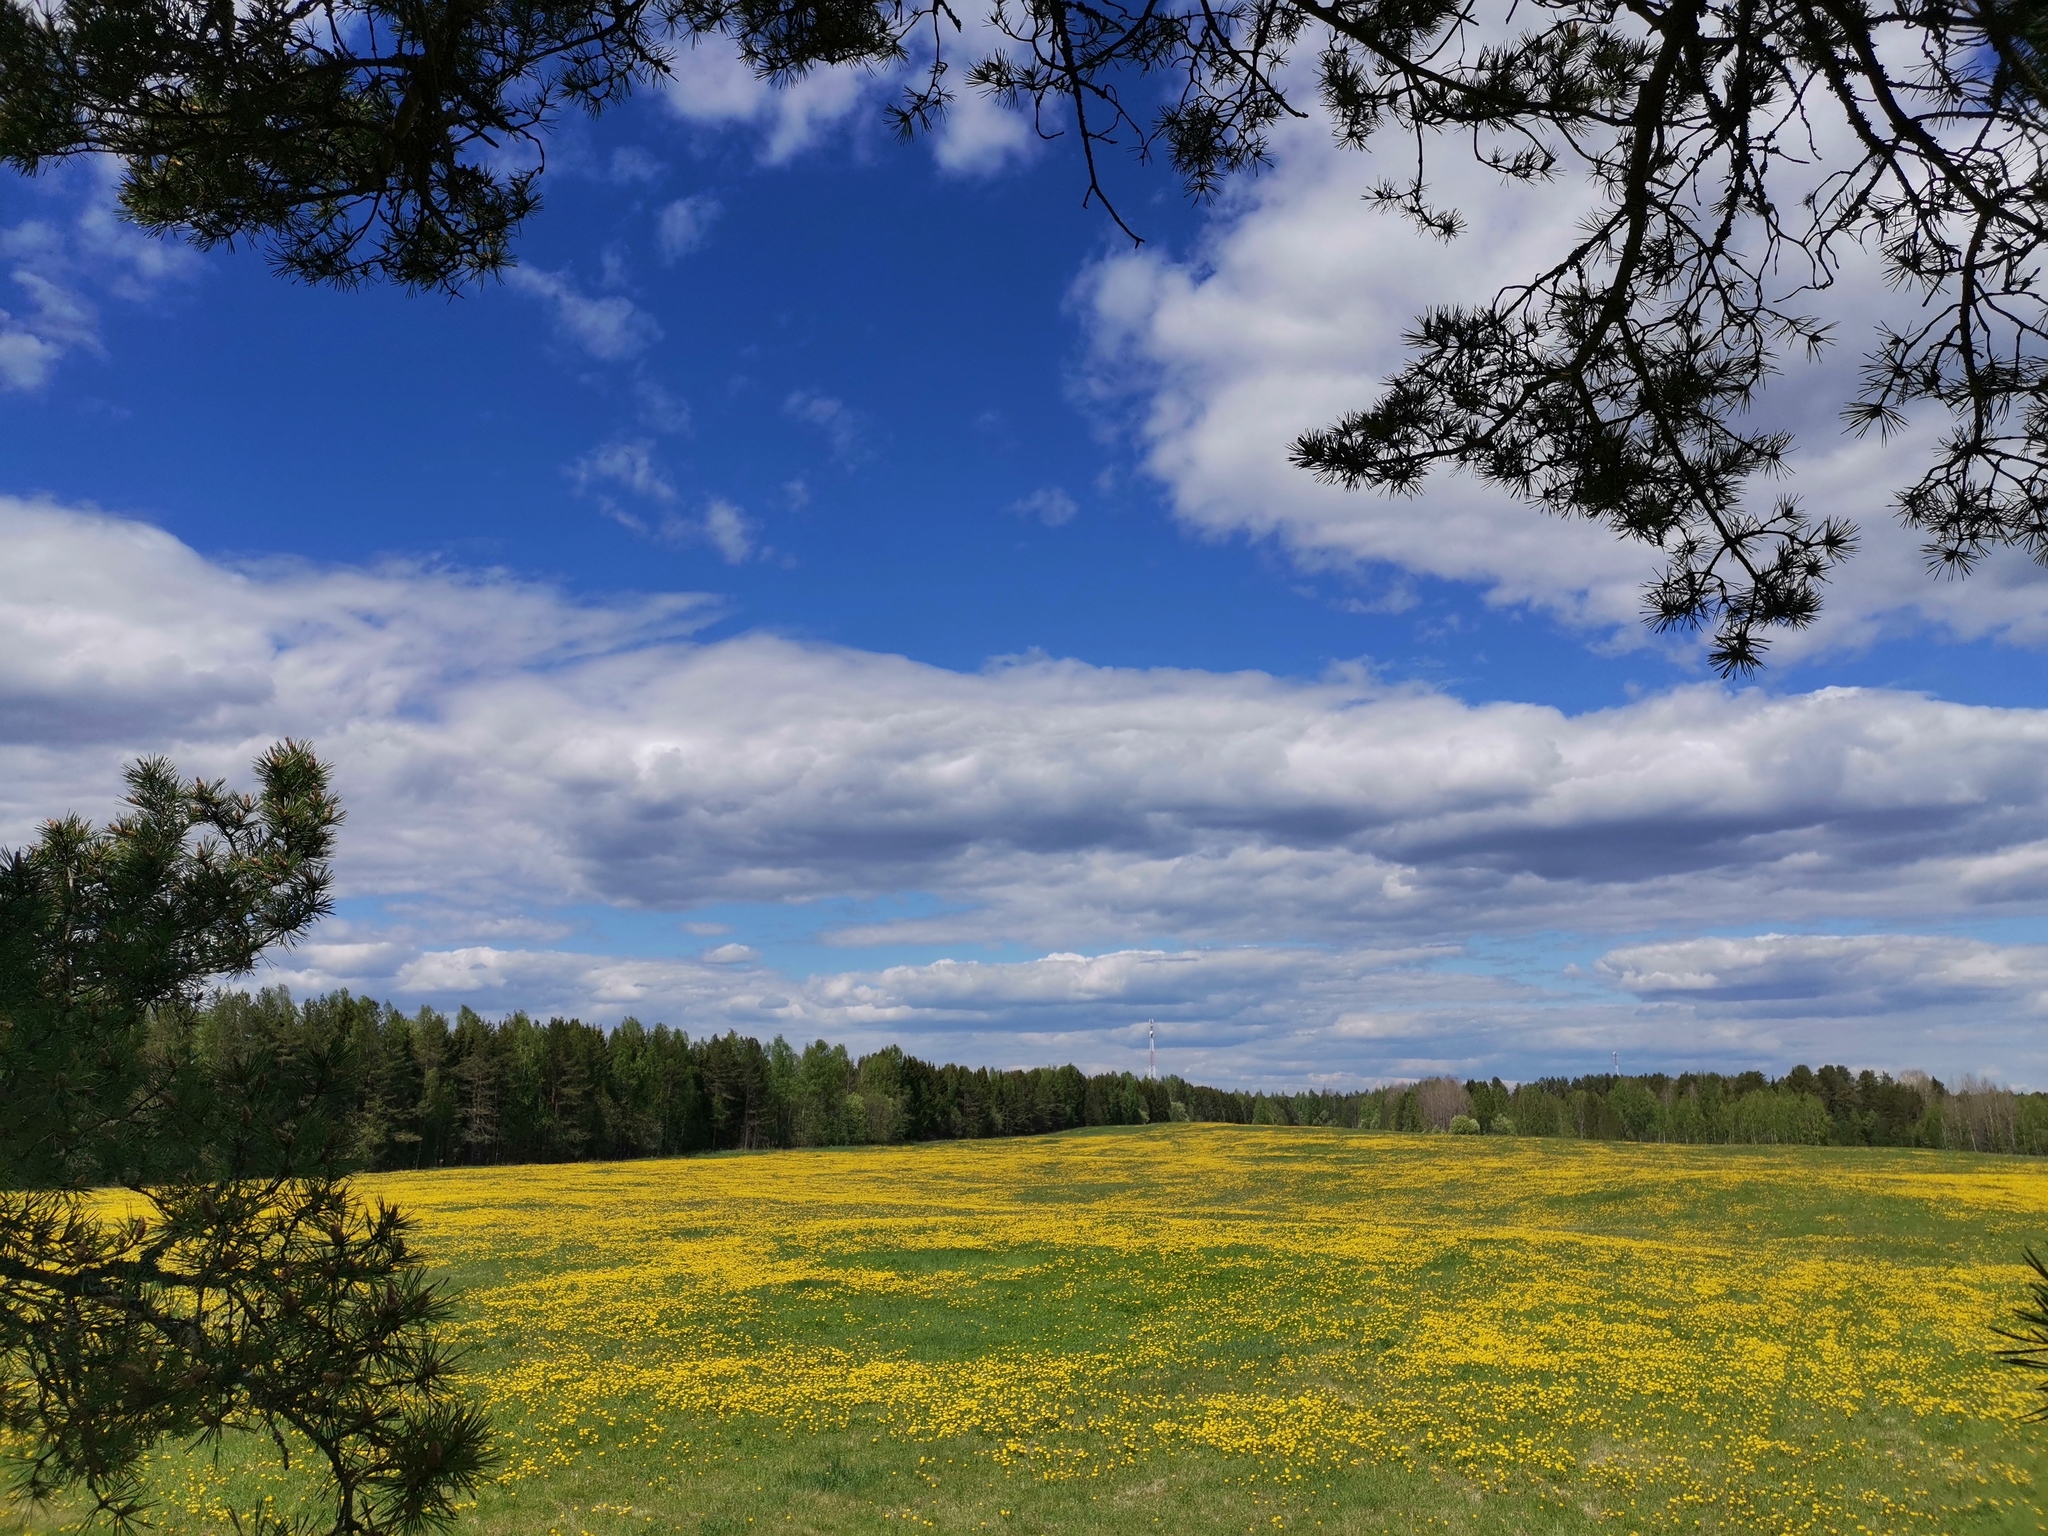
28;1127;2048;1534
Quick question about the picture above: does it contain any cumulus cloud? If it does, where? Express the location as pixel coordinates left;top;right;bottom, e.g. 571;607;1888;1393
256;930;2048;1084
660;46;883;164
929;85;1037;176
1076;114;2048;663
14;497;2048;1078
655;36;1034;177
1076;121;1649;631
0;494;713;811
251;932;1586;1083
504;265;662;360
69;161;205;299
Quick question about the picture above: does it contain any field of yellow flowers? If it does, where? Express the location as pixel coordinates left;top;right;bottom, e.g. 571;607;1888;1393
76;1128;2048;1533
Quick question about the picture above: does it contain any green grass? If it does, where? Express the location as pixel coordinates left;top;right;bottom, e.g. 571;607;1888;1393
13;1127;2048;1535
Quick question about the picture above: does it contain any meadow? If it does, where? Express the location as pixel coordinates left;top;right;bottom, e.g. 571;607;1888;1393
44;1127;2048;1534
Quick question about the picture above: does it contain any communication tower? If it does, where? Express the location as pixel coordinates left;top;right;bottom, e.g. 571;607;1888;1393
1148;1021;1157;1081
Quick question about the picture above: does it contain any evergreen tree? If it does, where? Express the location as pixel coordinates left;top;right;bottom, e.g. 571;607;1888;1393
0;745;491;1536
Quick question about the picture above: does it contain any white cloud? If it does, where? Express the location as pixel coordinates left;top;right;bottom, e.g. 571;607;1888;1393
660;46;885;164
15;496;2048;941
71;159;203;299
654;35;1037;176
572;439;678;504
565;449;755;561
257;929;2048;1084
388;945;758;1013
930;87;1037;176
14;497;2048;1078
785;389;865;460
921;17;1040;175
0;256;104;393
0;320;63;391
1076;114;2048;664
702;498;755;563
9;269;96;353
1076;120;1648;631
1009;487;1077;527
1599;933;2048;1015
504;265;662;360
0;161;204;390
253;932;1584;1082
655;195;722;262
1592;932;2048;1083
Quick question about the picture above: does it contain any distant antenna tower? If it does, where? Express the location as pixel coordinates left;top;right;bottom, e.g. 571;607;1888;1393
1148;1021;1157;1081
1612;1048;1620;1075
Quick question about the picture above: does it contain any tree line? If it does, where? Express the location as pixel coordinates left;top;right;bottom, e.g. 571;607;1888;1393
201;988;2048;1170
209;988;1224;1168
1341;1068;2048;1154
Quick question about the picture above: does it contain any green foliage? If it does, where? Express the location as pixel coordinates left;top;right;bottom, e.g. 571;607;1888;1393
1608;1080;1663;1142
0;0;899;290
1447;1114;1480;1135
1728;1090;1832;1147
118;982;2048;1173
1467;1078;1509;1128
155;997;1248;1165
1;1184;492;1534
0;743;341;1189
1395;1089;1422;1134
0;747;492;1536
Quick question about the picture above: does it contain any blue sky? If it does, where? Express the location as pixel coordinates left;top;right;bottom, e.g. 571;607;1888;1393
5;61;2048;1087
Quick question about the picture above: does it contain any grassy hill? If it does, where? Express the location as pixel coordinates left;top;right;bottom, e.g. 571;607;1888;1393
26;1127;2048;1534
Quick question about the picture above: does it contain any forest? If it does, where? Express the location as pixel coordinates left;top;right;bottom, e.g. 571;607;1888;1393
189;989;2048;1168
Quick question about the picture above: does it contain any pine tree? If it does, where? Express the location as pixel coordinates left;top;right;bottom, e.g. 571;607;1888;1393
0;744;493;1536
